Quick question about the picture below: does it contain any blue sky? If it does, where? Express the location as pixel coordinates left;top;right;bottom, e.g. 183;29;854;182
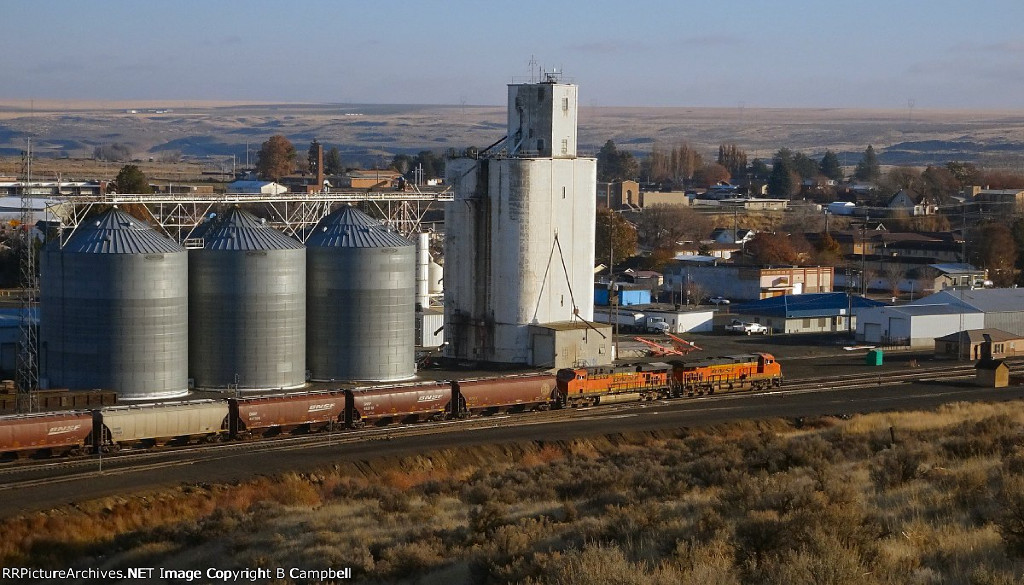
3;0;1023;108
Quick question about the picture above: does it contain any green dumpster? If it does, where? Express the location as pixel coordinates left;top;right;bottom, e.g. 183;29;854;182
865;348;884;366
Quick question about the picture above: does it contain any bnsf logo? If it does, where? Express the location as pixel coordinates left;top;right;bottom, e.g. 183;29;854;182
417;394;444;402
308;403;335;412
48;424;82;435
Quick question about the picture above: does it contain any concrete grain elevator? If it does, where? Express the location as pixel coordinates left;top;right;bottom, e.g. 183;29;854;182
444;75;611;368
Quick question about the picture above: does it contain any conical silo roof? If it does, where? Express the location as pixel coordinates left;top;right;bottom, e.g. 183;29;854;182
193;207;303;251
306;205;412;248
60;208;183;254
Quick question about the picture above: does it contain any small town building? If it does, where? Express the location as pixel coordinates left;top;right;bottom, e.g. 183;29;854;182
0;180;104;197
967;187;1024;214
928;264;988;290
729;292;886;334
934;328;1024;360
674;242;740;260
620;269;663;289
594;284;651;307
226;180;288;195
926;288;1024;335
640;306;715;333
710;227;756;245
664;264;834;302
597;180;640;209
528;321;613;369
343;170;404;190
857;303;985;347
639;191;690;208
886;189;937;216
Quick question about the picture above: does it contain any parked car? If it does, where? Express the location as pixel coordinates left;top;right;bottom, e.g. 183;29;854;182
709;296;731;305
725;319;768;335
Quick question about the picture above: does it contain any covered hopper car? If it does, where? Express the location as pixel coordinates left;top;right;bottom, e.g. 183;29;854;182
231;391;346;438
97;401;230;450
0;411;94;457
453;374;558;416
346;382;451;427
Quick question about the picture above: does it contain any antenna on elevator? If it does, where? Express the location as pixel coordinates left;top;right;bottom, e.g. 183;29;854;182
528;55;539;83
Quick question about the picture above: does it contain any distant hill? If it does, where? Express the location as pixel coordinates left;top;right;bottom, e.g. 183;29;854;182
1;101;1022;170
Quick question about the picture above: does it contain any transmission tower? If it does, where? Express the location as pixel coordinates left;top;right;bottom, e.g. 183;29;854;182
16;139;38;407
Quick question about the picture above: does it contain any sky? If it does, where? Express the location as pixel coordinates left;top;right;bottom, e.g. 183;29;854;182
3;0;1023;109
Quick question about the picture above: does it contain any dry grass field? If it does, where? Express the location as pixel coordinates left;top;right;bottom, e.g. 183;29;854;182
1;101;1023;178
3;401;1024;584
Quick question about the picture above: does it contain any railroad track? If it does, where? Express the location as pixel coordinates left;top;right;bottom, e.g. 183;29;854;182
1;361;1021;489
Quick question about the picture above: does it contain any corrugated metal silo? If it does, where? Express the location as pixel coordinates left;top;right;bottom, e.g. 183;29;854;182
40;208;189;401
188;208;306;391
306;205;414;381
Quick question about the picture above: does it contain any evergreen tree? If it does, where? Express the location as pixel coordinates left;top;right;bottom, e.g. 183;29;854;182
767;152;797;198
324;147;343;175
819;150;843;181
597;140;620;182
597;140;638;182
307;140;321;176
853;145;881;182
111;164;152;194
791;152;819;180
749;158;770;181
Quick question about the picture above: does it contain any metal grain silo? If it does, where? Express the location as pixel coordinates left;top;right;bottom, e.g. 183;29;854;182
306;205;414;381
40;208;189;401
188;208;306;391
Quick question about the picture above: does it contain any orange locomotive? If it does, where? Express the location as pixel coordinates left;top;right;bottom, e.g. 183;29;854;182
556;353;781;407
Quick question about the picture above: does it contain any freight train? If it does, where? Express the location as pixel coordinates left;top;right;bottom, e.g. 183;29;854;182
0;354;781;459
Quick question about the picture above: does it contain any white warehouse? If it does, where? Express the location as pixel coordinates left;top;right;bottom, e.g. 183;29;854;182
856;304;984;347
857;288;1024;347
444;75;604;367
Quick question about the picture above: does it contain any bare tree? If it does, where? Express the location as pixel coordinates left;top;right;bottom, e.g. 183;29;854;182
633;206;712;249
882;262;905;299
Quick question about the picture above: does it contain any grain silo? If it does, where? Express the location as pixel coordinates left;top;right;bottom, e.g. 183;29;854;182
188;207;306;391
306;205;414;381
39;208;189;401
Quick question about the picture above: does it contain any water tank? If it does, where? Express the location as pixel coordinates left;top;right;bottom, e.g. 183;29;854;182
188;208;306;391
306;206;414;381
40;208;188;400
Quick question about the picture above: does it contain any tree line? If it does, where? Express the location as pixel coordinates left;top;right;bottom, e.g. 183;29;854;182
254;135;445;183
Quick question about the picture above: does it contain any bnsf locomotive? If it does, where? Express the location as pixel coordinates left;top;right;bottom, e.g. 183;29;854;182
0;354;781;458
556;353;782;407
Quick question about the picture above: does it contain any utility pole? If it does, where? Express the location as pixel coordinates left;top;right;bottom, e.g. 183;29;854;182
860;216;869;296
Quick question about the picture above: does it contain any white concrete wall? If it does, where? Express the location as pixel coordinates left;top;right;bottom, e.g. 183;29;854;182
507;83;577;158
443;156;596;364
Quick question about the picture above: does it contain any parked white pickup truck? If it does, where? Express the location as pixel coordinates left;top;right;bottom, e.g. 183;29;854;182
725;319;768;335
